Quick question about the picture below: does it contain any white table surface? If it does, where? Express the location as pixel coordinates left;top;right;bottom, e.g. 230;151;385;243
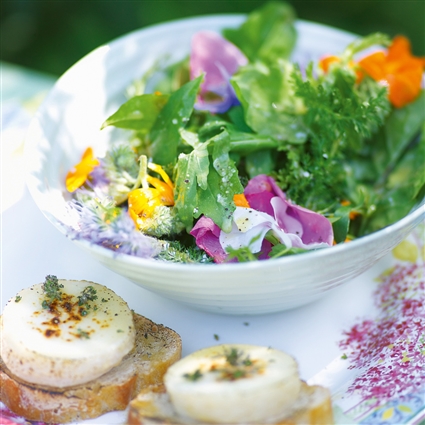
1;61;424;425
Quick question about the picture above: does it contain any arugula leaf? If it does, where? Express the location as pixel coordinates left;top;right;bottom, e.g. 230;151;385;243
173;152;201;231
149;75;203;166
198;118;279;155
179;129;211;190
101;93;169;132
174;130;243;232
223;1;297;63
199;131;244;232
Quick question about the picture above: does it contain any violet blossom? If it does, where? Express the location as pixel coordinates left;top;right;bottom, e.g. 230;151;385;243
66;188;162;258
190;31;248;113
190;175;334;263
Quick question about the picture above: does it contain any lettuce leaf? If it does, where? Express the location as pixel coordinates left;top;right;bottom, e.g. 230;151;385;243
223;1;297;63
231;60;307;144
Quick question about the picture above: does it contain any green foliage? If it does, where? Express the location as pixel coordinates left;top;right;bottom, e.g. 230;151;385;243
231;60;307;144
72;2;425;263
156;240;214;263
174;129;243;232
101;93;169;132
149;75;203;166
223;1;297;63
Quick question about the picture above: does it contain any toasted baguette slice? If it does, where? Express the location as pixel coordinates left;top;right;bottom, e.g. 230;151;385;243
0;313;181;424
128;381;333;425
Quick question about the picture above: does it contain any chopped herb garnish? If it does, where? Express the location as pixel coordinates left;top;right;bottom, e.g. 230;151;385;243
243;357;253;366
77;329;90;339
229;369;247;379
78;285;98;306
224;347;241;366
214;333;220;341
42;275;64;308
184;369;203;381
15;295;22;303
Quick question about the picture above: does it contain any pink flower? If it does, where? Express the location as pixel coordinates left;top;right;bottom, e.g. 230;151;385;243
190;31;248;113
190;216;230;263
245;175;334;246
190;175;334;262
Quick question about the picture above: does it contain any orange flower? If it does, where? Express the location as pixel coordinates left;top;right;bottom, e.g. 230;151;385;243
66;147;100;192
233;193;250;208
319;55;340;73
358;36;425;108
128;160;174;227
319;55;363;83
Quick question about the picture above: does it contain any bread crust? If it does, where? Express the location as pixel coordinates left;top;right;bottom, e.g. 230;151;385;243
0;313;182;424
127;381;334;425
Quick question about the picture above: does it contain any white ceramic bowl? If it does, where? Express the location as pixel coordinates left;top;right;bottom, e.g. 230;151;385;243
25;15;425;315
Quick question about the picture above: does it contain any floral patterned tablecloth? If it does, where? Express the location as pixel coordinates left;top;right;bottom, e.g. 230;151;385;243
309;227;425;425
1;61;424;425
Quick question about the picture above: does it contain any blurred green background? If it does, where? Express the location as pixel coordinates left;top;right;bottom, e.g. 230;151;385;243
2;0;424;76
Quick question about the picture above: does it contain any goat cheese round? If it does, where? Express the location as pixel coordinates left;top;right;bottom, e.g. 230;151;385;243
1;279;135;388
164;344;301;423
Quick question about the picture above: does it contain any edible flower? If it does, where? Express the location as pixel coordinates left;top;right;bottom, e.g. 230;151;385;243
190;175;334;263
190;31;248;113
128;156;178;237
319;55;363;83
66;147;100;192
358;35;425;108
67;188;162;258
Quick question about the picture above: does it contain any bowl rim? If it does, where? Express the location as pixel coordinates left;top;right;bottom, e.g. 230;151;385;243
25;14;425;275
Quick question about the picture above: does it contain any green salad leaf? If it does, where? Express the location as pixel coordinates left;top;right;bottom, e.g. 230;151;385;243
223;1;297;63
149;75;203;166
174;129;243;232
231;60;307;145
69;1;425;264
101;93;169;132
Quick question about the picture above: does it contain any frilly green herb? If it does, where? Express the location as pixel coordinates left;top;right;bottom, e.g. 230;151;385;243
78;285;98;306
42;275;64;309
184;369;203;381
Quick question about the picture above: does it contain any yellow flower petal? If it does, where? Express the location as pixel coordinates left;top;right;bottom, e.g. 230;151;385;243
65;147;99;192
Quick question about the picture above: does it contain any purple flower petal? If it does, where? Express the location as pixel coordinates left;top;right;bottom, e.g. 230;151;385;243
245;175;334;247
190;175;334;262
190;31;248;113
244;174;286;216
190;216;229;263
271;197;334;246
